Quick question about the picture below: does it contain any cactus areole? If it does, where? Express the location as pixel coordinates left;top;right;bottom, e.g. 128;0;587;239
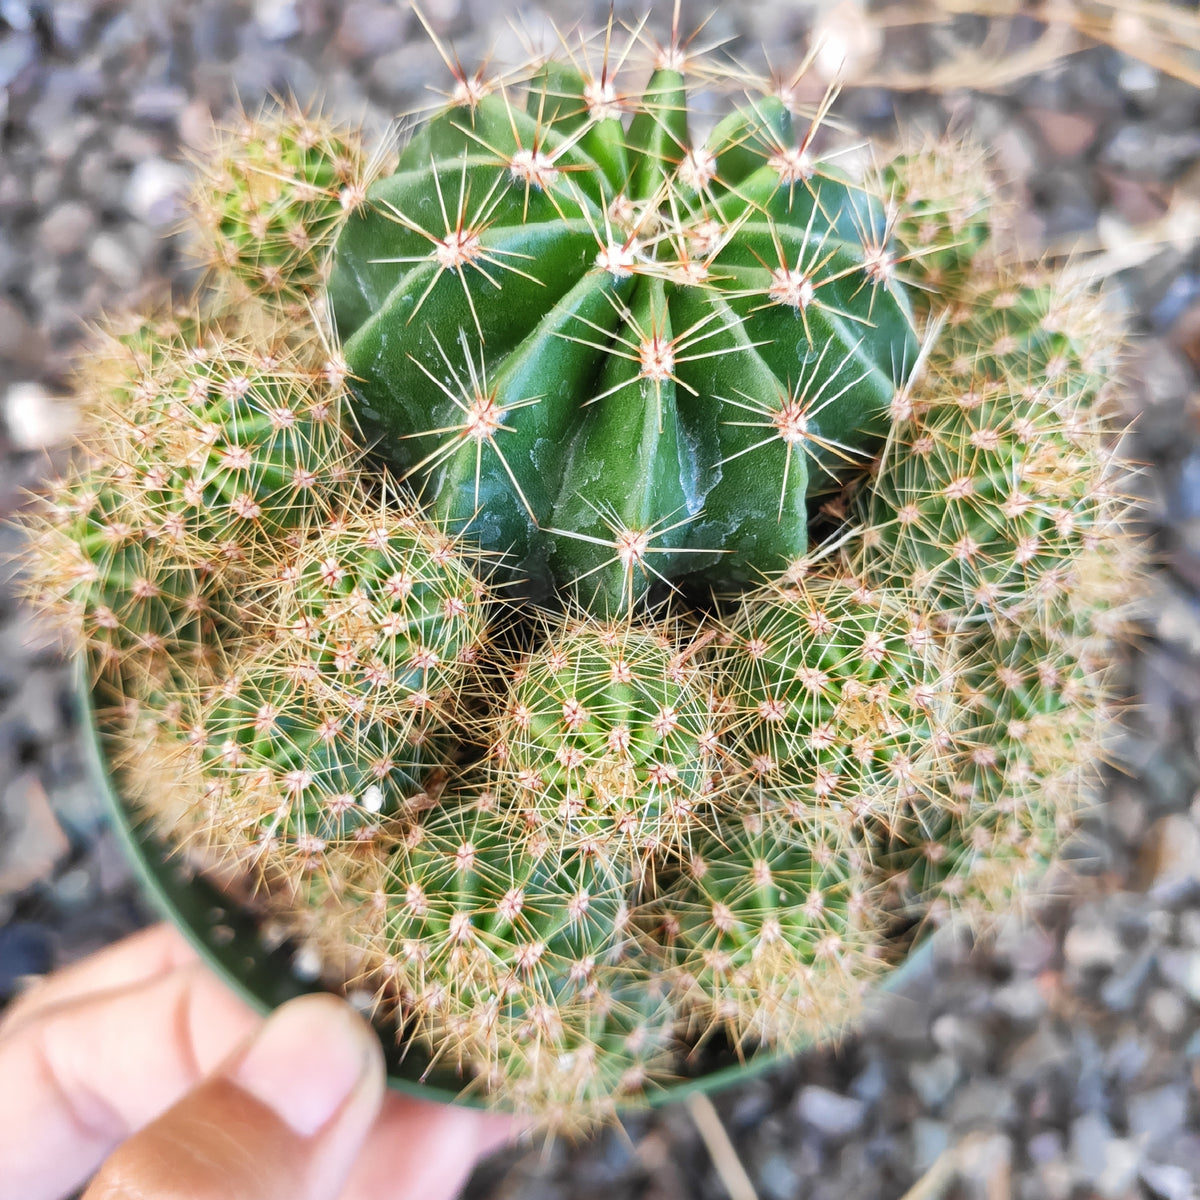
329;63;916;610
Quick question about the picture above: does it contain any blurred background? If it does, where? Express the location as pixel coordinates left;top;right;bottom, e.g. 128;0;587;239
2;1;1200;1197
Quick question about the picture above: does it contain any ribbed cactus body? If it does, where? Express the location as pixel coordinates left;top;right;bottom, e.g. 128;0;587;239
660;807;878;1048
712;575;953;833
263;502;493;732
190;103;374;307
490;615;723;861
329;68;916;609
12;15;1147;1133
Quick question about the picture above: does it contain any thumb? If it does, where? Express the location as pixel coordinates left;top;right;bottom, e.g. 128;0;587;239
83;993;386;1200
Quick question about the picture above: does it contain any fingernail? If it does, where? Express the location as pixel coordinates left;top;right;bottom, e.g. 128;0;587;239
233;994;376;1137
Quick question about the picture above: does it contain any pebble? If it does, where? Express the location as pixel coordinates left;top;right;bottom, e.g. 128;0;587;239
910;1119;949;1171
1126;1085;1189;1145
0;773;69;897
794;1086;867;1139
3;382;76;450
0;30;35;88
1103;124;1200;177
0;921;53;998
756;1153;798;1200
254;0;301;41
1063;919;1125;972
1101;946;1156;1012
1157;949;1200;1004
123;158;189;226
908;1053;960;1108
1146;988;1189;1038
1139;1162;1196;1200
991;975;1046;1024
39;200;96;257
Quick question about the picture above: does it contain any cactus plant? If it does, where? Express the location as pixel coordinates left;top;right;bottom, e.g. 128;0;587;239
11;11;1145;1133
327;30;917;609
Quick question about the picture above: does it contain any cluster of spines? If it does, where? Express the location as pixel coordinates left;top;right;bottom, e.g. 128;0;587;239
328;9;922;611
487;612;725;865
708;573;956;839
187;101;383;310
259;495;494;734
846;249;1140;923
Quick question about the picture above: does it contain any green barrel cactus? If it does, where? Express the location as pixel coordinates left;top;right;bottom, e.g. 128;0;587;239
11;12;1146;1134
328;56;916;609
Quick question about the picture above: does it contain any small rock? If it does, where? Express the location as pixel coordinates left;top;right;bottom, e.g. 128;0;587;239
4;382;77;450
1098;1140;1143;1200
255;0;301;40
948;1078;1017;1130
1101;946;1156;1012
728;1083;773;1130
39;200;95;257
49;2;91;52
1119;60;1161;99
0;773;70;897
1064;919;1125;972
1007;1026;1074;1085
1154;276;1200;335
1140;1161;1196;1200
131;83;189;123
123;158;189;226
0;30;35;88
757;1153;798;1200
850;1057;887;1105
911;1119;949;1171
795;1086;867;1139
992;975;1046;1024
957;1133;1012;1200
1146;988;1189;1038
1026;107;1100;157
1127;1085;1189;1144
1103;124;1200;177
1141;813;1200;895
930;1013;987;1068
336;3;410;57
1158;949;1200;1004
0;921;54;999
0;295;44;369
908;1053;960;1108
1028;1130;1065;1165
1105;1033;1152;1085
1071;1111;1115;1183
87;232;145;290
0;1;33;31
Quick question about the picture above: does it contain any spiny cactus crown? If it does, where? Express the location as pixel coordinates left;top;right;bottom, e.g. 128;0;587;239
329;22;916;611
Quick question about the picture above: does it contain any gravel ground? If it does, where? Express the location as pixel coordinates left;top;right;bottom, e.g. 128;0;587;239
3;2;1200;1198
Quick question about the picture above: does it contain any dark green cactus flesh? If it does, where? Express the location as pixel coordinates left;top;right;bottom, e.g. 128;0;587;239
329;66;916;610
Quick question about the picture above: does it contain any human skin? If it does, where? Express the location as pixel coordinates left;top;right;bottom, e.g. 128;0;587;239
0;923;513;1200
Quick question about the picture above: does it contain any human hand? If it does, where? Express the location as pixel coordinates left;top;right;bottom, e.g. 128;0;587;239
0;923;512;1200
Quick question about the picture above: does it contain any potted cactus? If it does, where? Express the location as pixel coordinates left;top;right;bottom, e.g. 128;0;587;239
16;12;1139;1131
